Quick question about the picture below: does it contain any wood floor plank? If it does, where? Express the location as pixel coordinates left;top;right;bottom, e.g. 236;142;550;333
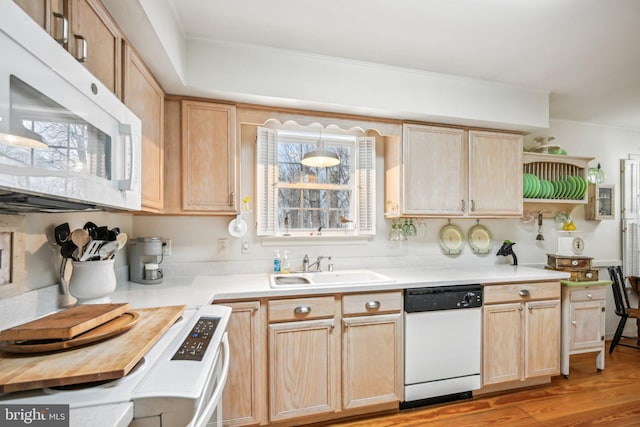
324;346;640;427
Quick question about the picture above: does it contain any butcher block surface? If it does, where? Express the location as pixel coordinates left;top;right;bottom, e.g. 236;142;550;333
0;305;185;393
0;303;131;341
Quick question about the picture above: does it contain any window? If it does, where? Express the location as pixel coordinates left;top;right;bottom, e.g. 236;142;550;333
256;126;375;237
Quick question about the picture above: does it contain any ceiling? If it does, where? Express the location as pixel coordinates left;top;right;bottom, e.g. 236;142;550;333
167;0;640;131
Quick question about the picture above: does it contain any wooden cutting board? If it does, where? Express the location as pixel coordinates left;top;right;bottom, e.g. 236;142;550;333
0;305;185;393
0;303;130;341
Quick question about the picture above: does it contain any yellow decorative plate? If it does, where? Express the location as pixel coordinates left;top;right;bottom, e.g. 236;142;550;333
439;224;465;255
468;224;493;254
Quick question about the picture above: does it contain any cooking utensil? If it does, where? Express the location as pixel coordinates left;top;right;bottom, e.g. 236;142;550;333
116;233;128;250
98;240;120;260
79;240;105;261
83;221;98;238
536;212;544;241
70;228;91;258
54;223;70;246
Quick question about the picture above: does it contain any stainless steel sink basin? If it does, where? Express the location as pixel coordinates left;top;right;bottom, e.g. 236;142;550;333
272;275;311;286
269;270;395;288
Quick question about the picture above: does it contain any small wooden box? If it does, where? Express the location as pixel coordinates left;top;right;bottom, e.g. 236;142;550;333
545;266;598;281
547;254;593;271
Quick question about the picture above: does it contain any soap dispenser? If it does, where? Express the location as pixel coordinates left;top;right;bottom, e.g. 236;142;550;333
273;250;281;273
281;250;291;274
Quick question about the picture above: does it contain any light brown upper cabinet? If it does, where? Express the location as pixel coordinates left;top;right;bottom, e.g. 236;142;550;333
14;0;123;97
122;44;164;212
163;98;239;215
385;124;522;217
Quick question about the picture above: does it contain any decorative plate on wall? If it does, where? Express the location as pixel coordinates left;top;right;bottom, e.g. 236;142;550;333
468;224;493;254
439;223;465;255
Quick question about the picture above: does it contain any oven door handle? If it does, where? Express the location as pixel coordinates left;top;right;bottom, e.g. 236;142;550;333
190;332;230;427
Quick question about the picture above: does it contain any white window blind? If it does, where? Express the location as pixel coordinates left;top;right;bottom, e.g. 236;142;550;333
256;127;277;236
256;127;376;237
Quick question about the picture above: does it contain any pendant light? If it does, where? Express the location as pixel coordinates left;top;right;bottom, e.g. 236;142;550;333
300;126;340;168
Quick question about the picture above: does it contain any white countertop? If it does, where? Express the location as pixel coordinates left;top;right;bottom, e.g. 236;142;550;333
111;265;571;308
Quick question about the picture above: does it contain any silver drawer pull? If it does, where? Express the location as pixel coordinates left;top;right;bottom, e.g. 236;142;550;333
587;293;593;299
519;289;531;297
571;260;579;266
294;306;311;314
365;301;381;310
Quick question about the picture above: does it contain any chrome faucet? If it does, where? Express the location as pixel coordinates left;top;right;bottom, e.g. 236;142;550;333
304;255;331;272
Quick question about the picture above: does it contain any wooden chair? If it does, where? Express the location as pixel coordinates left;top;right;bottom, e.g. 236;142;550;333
607;266;640;353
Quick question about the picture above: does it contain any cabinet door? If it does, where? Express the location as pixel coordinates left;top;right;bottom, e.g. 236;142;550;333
468;131;523;216
402;124;466;215
342;314;402;409
181;100;237;213
14;0;65;42
220;301;266;426
268;319;339;422
122;45;164;211
525;300;561;378
482;303;522;385
69;0;121;97
569;300;605;351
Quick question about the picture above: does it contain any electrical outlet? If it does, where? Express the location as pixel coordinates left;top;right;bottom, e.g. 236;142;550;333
241;239;250;254
218;238;229;255
162;239;172;256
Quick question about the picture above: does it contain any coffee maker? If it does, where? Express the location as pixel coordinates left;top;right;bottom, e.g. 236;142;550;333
129;237;164;284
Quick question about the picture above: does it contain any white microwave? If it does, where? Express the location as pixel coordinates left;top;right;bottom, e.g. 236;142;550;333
0;3;141;212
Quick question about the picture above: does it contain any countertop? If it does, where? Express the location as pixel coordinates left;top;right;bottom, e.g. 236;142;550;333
111;265;571;308
55;264;570;426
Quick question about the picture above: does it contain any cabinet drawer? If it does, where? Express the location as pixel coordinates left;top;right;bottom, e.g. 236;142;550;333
484;281;560;304
268;296;335;322
569;286;606;302
342;291;402;316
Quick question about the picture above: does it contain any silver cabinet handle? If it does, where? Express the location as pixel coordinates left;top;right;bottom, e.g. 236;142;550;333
294;306;311;314
74;35;88;62
519;289;531;297
518;306;523;311
461;199;465;211
52;12;69;44
571;260;579;266
587;293;593;299
471;199;476;212
365;301;381;310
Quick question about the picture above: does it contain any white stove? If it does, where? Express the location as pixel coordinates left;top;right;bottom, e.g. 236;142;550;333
0;304;232;427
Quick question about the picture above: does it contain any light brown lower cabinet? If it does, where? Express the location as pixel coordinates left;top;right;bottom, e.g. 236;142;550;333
269;318;340;421
482;282;561;389
342;314;402;409
219;291;402;426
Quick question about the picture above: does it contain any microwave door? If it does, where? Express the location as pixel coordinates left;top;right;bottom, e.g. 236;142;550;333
0;25;140;210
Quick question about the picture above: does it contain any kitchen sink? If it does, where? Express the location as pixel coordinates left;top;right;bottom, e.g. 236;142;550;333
272;275;311;286
269;270;395;288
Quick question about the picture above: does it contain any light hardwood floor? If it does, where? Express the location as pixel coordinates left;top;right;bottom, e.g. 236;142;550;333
325;344;640;426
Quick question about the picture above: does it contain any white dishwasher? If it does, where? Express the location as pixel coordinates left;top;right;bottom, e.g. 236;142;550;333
402;284;483;408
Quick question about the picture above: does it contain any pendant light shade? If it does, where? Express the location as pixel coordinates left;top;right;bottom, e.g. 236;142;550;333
300;127;340;168
301;149;340;167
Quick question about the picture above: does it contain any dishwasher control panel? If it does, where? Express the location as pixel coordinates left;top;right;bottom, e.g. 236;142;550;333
172;316;220;361
404;284;482;312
